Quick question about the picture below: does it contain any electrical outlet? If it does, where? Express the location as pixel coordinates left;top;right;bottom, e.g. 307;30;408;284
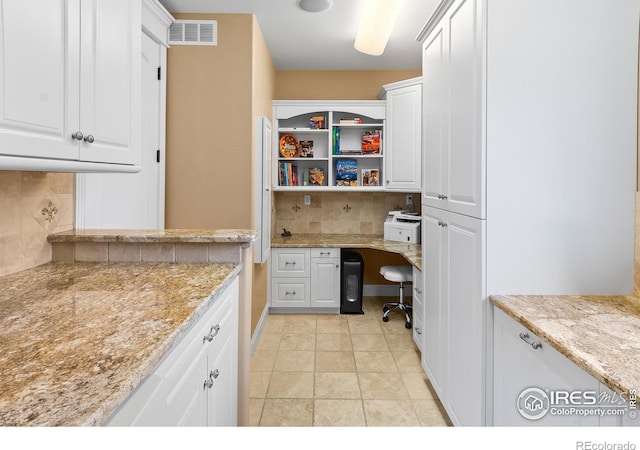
406;194;413;205
304;195;311;206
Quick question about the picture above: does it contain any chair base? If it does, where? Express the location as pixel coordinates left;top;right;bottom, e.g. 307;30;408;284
382;301;412;329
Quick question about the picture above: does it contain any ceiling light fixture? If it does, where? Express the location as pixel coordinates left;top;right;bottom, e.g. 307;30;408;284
298;0;333;13
354;0;405;56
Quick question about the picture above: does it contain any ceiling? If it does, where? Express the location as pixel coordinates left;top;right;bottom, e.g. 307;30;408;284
157;0;439;70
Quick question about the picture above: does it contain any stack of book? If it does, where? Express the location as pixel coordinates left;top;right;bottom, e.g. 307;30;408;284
339;118;362;124
279;162;298;186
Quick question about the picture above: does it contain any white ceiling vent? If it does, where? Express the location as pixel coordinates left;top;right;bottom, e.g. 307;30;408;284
169;20;217;46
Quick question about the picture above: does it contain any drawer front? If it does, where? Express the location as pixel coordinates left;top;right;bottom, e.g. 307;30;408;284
271;278;310;307
413;310;424;353
310;248;340;258
271;248;310;277
412;266;423;299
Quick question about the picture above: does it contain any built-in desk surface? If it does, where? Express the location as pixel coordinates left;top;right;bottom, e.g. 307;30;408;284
271;233;421;271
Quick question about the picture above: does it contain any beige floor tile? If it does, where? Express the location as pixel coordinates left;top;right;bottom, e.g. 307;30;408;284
317;317;350;334
267;372;315;399
384;332;415;349
251;349;278;372
348;319;383;335
401;372;437;400
358;372;410;400
283;316;317;334
350;334;389;351
315;372;361;399
260;399;314;426
314;399;366;426
273;350;315;372
316;333;352;351
380;318;412;335
250;371;272;398
249;398;264;426
315;351;357;372
256;333;281;351
412;399;451;426
354;351;398;373
263;316;286;334
279;333;316;351
362;400;420;426
392;349;423;372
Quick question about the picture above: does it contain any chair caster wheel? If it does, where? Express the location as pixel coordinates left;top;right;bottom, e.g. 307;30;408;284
383;316;389;322
405;322;411;329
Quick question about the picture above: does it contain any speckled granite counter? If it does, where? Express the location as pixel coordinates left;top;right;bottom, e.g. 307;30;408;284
491;294;640;396
0;261;240;426
271;233;422;270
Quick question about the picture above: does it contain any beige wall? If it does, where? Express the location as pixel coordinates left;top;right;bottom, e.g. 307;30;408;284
0;171;74;277
275;70;421;100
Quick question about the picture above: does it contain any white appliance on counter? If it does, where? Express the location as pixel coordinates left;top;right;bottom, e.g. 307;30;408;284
384;210;421;243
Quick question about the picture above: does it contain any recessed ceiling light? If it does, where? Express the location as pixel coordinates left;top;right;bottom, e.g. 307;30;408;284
298;0;333;13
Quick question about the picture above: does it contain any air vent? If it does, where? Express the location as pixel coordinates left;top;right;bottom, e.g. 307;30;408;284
169;20;217;46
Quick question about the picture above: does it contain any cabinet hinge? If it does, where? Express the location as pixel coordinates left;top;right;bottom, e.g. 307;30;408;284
157;66;161;81
156;149;160;163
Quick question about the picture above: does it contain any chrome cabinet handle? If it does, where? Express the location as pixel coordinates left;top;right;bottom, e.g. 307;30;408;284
519;332;542;350
415;327;422;335
285;291;296;295
437;221;448;227
320;251;331;256
414;287;422;294
437;194;448;200
83;134;95;143
284;261;296;265
203;324;220;343
71;131;84;140
203;369;220;389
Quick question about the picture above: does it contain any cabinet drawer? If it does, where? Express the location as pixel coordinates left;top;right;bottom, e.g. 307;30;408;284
271;248;310;277
412;266;423;300
413;310;424;353
310;248;340;258
271;278;310;307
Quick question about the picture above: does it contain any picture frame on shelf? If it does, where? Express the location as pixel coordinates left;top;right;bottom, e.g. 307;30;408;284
362;169;379;186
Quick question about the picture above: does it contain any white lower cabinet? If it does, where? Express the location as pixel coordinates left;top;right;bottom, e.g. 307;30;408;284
421;206;486;426
270;248;340;311
493;307;619;427
411;266;424;352
106;277;239;426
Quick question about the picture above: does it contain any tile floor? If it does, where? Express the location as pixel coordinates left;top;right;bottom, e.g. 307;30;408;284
249;296;452;427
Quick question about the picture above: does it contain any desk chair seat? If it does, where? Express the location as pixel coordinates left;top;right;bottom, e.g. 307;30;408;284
380;265;413;329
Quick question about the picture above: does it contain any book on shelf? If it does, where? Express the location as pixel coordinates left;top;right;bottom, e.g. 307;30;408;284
335;158;358;186
279;162;299;186
362;130;381;154
310;116;326;129
305;167;325;186
339;149;362;155
361;169;380;187
299;140;314;157
339;118;362;125
332;127;340;155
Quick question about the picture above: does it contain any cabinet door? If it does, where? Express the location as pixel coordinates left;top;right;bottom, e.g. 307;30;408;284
206;335;237;426
384;83;422;191
493;308;600;426
0;0;80;161
310;257;340;308
421;21;447;208
421;207;447;398
446;0;485;219
79;0;140;165
445;209;485;426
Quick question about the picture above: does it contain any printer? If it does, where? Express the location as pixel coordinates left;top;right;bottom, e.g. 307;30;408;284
384;210;421;244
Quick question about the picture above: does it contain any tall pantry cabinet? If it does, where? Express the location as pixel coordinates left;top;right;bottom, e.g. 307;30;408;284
418;0;638;426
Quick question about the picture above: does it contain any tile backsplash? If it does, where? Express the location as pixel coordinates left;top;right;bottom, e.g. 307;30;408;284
0;171;74;277
274;191;420;236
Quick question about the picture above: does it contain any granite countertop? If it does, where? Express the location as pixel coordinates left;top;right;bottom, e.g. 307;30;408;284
0;261;240;426
48;228;258;244
491;294;640;396
271;233;422;270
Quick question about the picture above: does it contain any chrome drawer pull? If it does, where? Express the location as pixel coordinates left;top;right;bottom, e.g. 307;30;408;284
203;369;220;389
519;332;542;350
285;291;296;296
284;261;297;265
414;287;422;294
203;324;221;343
415;327;422;335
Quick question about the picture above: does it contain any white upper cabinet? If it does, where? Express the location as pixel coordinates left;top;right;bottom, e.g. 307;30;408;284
421;0;485;219
379;78;422;192
0;0;141;172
